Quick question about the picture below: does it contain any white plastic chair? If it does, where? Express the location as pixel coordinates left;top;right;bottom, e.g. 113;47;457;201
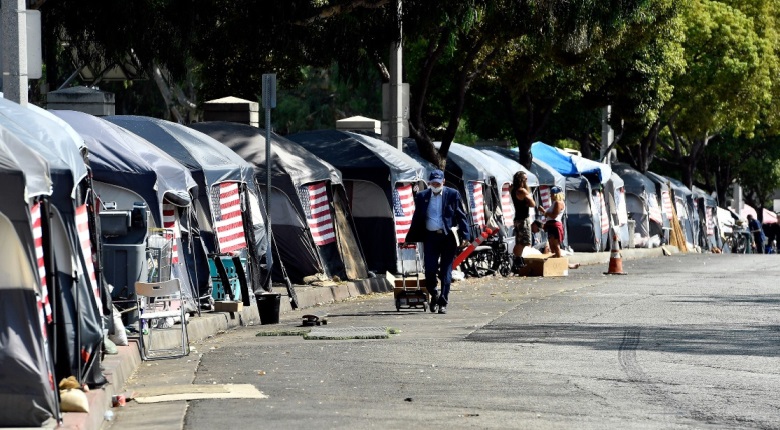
135;279;190;360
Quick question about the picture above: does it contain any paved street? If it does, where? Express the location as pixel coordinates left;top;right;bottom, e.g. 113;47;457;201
110;253;780;429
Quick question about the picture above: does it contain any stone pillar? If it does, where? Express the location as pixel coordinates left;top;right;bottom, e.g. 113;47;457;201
2;0;28;105
203;96;259;127
45;85;115;116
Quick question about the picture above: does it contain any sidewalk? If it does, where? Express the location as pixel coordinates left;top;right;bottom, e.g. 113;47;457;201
59;245;676;429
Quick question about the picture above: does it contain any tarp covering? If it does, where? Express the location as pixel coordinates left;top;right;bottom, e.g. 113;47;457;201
0;140;58;427
53;110;200;309
612;163;665;242
190;121;368;284
105;115;267;292
531;141;612;184
288;130;425;274
1;103;105;389
0;124;52;200
763;209;777;224
52;111;196;227
479;147;539;187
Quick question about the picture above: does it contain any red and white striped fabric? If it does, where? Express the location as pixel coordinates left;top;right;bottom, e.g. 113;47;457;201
706;207;714;235
162;204;180;263
598;192;610;234
661;190;673;220
213;182;247;253
539;186;552;209
31;203;51;324
467;181;485;227
393;184;415;243
648;193;663;224
301;182;335;246
501;183;514;227
76;204;101;315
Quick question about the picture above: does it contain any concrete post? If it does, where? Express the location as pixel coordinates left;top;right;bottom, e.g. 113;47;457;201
2;0;28;105
601;106;613;163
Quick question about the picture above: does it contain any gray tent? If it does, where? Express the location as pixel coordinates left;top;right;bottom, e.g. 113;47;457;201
105;115;269;300
641;171;674;244
479;147;539;228
664;176;699;248
0;99;105;389
52;110;200;314
0;130;59;427
611;163;666;247
692;186;720;250
288;130;425;275
190;122;369;285
564;176;603;252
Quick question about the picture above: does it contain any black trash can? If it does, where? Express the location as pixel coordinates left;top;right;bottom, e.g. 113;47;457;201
256;293;281;325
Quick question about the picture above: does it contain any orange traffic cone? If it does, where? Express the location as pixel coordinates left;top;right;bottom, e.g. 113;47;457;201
604;231;626;275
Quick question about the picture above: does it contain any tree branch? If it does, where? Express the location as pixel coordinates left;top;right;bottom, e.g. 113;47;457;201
297;0;391;24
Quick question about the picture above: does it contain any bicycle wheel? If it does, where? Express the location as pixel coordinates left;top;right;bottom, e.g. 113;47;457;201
736;233;749;254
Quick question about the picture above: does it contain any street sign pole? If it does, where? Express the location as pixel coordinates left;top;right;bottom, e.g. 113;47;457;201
262;74;276;290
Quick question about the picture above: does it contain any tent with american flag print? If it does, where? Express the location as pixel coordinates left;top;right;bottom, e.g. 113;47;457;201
484;146;570;248
288;129;426;275
190;122;369;285
692;186;721;251
0;100;107;393
643;171;676;245
53;110;201;316
106;116;269;300
612;163;667;247
403;140;495;242
661;174;699;248
0;127;60;427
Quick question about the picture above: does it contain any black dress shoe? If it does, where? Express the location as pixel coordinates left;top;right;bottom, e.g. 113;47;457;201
438;306;447;314
429;292;438;313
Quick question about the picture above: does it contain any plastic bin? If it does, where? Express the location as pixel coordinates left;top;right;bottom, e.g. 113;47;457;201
256;293;281;325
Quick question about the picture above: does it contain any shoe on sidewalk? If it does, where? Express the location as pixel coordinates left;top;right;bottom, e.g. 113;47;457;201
438;306;447;314
429;292;438;313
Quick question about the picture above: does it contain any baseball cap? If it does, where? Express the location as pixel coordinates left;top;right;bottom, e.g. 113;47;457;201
550;186;562;194
429;169;444;183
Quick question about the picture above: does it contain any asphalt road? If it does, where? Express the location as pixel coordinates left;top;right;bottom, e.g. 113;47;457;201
115;253;780;429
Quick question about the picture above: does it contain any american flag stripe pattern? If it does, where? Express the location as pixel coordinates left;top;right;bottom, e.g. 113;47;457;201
32;202;55;390
706;207;714;235
661;190;673;220
539;186;551;209
213;182;247;253
501;184;514;227
31;203;51;324
76;204;101;316
299;182;335;246
467;181;485;227
599;192;610;234
393;184;415;243
162;204;180;263
648;193;663;224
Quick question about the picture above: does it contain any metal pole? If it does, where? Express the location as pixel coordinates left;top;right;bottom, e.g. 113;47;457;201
389;0;402;151
264;108;273;287
261;73;276;290
600;106;613;163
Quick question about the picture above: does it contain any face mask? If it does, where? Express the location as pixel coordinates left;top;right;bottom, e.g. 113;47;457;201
430;185;443;194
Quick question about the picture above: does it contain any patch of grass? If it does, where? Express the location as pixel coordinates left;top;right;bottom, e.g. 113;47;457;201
256;328;310;337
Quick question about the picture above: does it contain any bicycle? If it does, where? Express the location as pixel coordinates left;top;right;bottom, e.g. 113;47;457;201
724;222;752;254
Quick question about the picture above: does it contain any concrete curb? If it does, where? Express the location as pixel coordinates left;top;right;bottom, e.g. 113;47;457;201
62;246;676;429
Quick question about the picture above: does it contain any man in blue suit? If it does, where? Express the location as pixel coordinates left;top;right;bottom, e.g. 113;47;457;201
405;169;470;314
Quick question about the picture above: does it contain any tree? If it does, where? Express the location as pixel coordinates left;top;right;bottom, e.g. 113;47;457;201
653;0;780;187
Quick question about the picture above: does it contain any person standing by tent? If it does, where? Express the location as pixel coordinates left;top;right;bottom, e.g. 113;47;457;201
510;171;535;273
404;169;470;314
747;214;766;254
539;186;566;258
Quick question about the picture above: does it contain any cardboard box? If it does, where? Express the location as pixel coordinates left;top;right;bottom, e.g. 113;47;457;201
214;301;243;313
522;254;569;277
386;272;426;289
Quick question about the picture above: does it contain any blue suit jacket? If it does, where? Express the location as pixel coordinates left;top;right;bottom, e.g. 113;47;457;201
404;186;471;244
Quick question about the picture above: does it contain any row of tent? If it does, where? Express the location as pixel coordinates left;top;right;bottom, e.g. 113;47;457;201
1;94;721;426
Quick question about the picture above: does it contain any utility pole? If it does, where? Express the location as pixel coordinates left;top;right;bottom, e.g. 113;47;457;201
1;0;28;105
388;0;402;151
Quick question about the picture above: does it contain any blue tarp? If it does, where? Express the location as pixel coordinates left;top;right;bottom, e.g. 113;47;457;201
530;142;611;184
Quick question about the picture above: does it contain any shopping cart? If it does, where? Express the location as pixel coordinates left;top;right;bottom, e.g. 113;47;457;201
146;229;174;282
142;229;180;328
